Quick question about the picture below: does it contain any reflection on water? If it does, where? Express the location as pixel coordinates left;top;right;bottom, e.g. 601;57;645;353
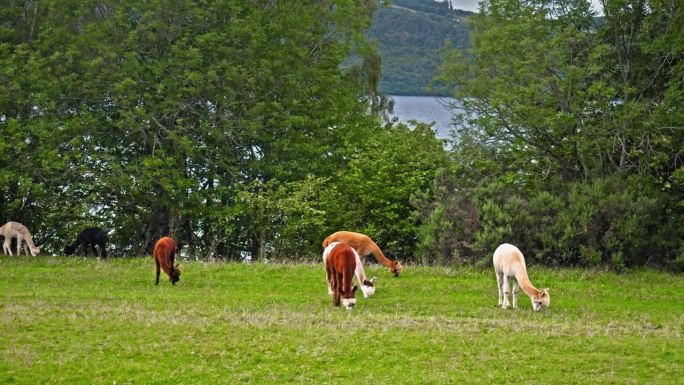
389;95;456;139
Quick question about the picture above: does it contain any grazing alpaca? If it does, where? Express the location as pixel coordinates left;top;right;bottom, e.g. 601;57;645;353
153;237;181;285
493;243;550;311
64;227;108;258
323;242;376;298
0;221;40;256
325;242;358;310
322;231;403;277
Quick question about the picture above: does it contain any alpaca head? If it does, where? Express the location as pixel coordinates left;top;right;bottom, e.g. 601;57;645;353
64;244;76;255
361;277;377;298
389;261;403;277
341;284;358;310
30;246;41;256
531;288;550;311
170;264;181;285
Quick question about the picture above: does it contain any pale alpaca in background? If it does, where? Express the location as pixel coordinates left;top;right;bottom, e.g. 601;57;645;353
493;243;550;311
0;221;41;256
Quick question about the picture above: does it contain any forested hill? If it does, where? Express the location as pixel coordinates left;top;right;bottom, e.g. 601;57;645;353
368;0;473;95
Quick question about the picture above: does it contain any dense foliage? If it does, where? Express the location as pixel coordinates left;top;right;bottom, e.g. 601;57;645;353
0;0;446;260
368;0;472;95
3;0;682;270
416;0;684;270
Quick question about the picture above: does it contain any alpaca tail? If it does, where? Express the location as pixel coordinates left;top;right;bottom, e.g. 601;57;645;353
322;234;333;249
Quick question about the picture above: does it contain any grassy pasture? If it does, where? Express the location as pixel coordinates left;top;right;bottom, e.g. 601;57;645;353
0;256;682;384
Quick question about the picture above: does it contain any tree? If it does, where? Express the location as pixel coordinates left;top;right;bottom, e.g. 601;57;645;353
1;0;391;258
419;0;684;268
328;121;447;262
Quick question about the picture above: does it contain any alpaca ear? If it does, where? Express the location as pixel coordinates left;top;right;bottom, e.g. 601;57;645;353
352;285;358;292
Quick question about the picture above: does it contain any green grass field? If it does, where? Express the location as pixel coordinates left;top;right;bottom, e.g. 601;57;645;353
1;256;682;384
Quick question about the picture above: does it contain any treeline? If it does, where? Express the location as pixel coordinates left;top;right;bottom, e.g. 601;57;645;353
0;0;446;260
414;0;684;270
367;0;472;95
3;0;683;271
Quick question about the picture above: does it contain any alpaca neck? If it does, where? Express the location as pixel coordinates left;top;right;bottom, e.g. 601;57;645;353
24;235;37;251
514;270;539;298
160;262;173;275
369;242;394;268
355;263;367;283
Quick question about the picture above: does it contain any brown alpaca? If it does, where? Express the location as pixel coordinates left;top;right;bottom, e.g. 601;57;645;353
0;221;40;256
322;231;403;277
153;237;181;285
326;242;358;310
323;242;376;298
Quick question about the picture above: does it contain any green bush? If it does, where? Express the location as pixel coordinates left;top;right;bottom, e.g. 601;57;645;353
414;172;683;270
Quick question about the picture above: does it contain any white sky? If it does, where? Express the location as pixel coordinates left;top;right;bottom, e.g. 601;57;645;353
444;0;603;14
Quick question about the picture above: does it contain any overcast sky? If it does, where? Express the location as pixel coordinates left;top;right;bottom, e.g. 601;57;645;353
445;0;603;13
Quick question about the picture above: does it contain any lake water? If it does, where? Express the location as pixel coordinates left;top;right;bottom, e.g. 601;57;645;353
390;95;456;139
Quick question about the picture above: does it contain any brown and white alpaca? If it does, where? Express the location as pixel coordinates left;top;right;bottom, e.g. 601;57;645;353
153;237;181;285
325;242;358;310
323;242;376;298
322;231;403;277
0;221;40;256
493;243;550;311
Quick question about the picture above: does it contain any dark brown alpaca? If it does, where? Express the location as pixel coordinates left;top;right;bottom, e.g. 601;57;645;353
153;237;181;285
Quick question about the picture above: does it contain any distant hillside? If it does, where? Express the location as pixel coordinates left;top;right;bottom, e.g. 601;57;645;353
368;0;473;96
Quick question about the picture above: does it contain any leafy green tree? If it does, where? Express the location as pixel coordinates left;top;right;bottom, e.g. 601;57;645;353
1;0;397;259
327;121;447;262
418;0;684;269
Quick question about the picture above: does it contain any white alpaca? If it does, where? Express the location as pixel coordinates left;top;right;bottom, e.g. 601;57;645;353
0;221;41;256
323;242;376;298
493;243;549;311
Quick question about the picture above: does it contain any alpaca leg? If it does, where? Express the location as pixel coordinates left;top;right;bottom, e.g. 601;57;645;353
90;243;98;258
332;270;341;306
501;275;510;309
325;265;333;295
81;244;88;257
18;238;25;255
99;242;107;258
3;238;12;256
512;279;520;309
16;236;24;256
169;251;176;285
336;272;345;306
496;271;503;306
155;259;161;285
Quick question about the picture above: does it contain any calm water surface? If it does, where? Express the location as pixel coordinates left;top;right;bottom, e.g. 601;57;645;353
390;95;456;139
